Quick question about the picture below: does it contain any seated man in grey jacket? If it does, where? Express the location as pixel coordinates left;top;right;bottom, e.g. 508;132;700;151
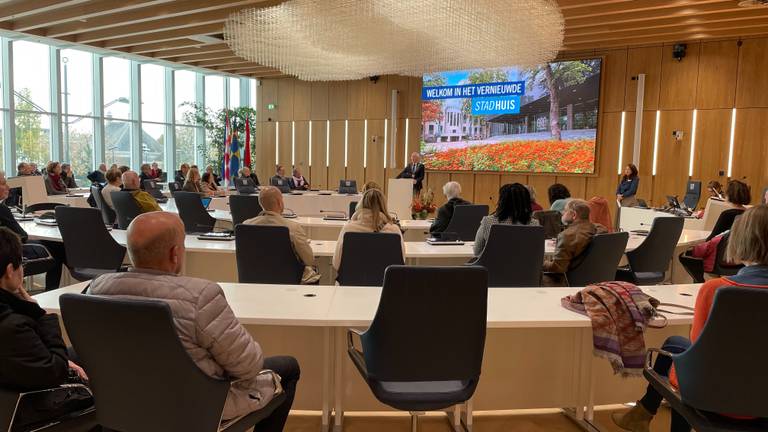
88;212;299;430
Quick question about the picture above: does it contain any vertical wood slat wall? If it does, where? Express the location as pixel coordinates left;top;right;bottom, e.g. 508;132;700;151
254;37;768;217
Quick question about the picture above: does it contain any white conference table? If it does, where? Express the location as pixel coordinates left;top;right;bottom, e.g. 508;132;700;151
205;192;363;217
21;220;710;285
35;282;700;432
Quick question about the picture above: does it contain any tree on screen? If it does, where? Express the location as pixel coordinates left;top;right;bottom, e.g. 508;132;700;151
422;73;446;128
524;61;593;141
461;69;508;117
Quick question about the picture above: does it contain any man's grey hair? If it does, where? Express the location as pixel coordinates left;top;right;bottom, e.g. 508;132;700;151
442;181;461;199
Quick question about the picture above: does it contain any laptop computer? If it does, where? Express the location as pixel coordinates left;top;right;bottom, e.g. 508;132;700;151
270;177;291;193
426;231;465;246
339;179;357;194
235;178;257;195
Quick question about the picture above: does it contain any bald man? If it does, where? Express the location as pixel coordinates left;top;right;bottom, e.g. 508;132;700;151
244;187;319;281
88;212;300;429
396;152;425;192
121;170;161;213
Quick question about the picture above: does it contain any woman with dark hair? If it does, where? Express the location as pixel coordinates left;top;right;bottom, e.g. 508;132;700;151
548;183;571;213
707;179;751;241
473;183;539;256
616;163;640;207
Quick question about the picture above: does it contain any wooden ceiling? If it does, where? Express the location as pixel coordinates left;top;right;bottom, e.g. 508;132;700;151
1;0;768;79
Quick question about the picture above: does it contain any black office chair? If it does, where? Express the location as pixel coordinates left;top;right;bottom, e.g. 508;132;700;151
616;217;684;285
469;224;544;287
111;191;142;230
0;386;96;432
532;210;563;239
643;287;768;432
168;181;182;193
564;232;629;287
229;194;263;226
23;202;65;215
348;201;358;218
55;207;127;281
710;232;743;277
336;232;405;286
90;184;115;226
234;224;304;284
347;266;487;431
173;191;217;234
443;204;488;241
59;294;286;432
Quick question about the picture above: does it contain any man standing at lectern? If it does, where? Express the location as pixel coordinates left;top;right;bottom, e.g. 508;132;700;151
397;152;425;193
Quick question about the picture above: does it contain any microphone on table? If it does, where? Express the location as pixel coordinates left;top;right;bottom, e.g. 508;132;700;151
320;210;348;221
282;208;297;218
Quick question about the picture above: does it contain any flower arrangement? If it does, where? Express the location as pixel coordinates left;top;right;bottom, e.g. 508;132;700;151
412;188;437;219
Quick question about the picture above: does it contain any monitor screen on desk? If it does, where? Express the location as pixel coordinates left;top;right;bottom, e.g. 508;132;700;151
339;180;357;194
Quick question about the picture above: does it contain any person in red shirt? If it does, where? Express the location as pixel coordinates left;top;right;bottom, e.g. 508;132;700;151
613;204;768;432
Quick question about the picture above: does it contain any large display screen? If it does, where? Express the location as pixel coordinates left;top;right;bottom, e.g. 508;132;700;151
420;58;601;174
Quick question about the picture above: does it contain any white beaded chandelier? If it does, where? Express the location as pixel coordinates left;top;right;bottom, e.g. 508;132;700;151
224;0;564;81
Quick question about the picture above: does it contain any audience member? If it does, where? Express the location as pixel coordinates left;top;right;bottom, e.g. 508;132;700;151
270;165;286;185
474;183;539;256
138;163;154;189
87;212;299;427
101;168;123;210
708;179;750;240
150;162;163;180
616;164;640;207
430;181;470;234
679;231;729;283
205;165;221;186
543;198;607;277
30;163;42;176
548;183;571;213
239;166;260;186
175;163;190;184
362;181;380;192
43;162;69;196
0;228;93;429
60;163;78;189
118;165;129;174
0;173;66;289
201;172;219;195
613;205;768;432
122;171;161;213
182;166;211;196
707;180;724;200
243;186;320;283
333;188;404;270
16;162;33;177
396;152;426;193
289;167;310;191
527;185;544;212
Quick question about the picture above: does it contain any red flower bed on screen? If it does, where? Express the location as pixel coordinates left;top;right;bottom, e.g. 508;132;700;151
423;139;596;173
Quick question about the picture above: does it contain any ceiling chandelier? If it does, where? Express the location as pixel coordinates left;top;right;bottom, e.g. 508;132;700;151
224;0;564;81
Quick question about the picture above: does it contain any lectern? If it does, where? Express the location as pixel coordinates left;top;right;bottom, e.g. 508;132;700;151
387;178;413;221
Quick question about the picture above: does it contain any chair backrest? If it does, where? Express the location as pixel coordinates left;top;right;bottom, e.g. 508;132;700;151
234;178;257;195
111;191;142;230
0;388;21;432
673;287;768;418
626;216;684;274
55;207;126;271
566;231;629;287
336;232;405;286
361;266;487;383
532;210;563;239
348;201;358;218
682;180;701;210
711;232;744;276
229;194;263;226
142;180;166;201
444;204;489;241
90;184;115;225
22;202;66;214
234;224;304;284
270;177;291;193
173;191;217;233
168;181;181;193
473;225;544;287
60;294;230;432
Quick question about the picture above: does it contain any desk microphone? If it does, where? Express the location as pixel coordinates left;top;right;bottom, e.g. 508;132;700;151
282;208;297;218
321;210;348;220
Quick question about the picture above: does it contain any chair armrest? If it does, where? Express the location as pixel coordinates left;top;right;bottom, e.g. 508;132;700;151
645;348;674;368
22;243;52;260
19;383;92;398
347;328;365;351
346;328;368;377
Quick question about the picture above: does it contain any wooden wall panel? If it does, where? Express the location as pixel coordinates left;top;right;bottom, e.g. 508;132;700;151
347;79;367;120
697;40;738;109
555;176;587;202
310;82;329;121
346;120;365;183
528;176;556;207
365;78;388;119
624;46;662;111
450;173;475;203
653;110;693;205
277;79;295;122
407;77;422;119
293;80;311;121
692;109;730;185
500;174;528;186
474;174;501;210
328;81;348;120
365;119;385;187
731;109;768;199
406;118;421;161
293;121;309;172
394;118;407;170
310;120;328;190
425;172;451;208
736;39;768;108
277;121;292;171
387;75;410;119
328;121;346;189
260;79;278;118
587;112;622;213
257;122;276;183
659;43;700;110
602;49;628;113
